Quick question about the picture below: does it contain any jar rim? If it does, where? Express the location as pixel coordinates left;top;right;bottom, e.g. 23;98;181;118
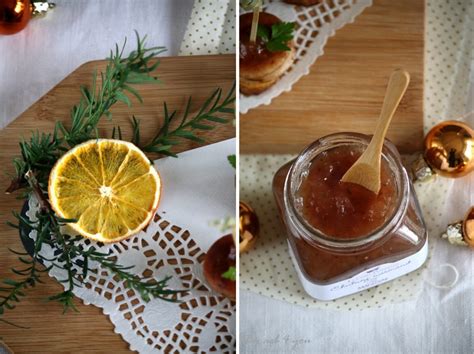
283;132;410;251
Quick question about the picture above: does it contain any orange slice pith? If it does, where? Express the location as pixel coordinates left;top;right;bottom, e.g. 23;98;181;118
48;139;161;243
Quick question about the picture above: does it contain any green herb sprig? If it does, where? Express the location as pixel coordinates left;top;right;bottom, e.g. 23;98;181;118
91;254;179;302
7;32;165;194
1;32;234;326
221;266;236;281
257;22;295;52
227;155;236;169
131;83;235;157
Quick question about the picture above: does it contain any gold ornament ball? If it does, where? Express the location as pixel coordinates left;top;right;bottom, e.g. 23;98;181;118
424;120;474;178
239;201;259;253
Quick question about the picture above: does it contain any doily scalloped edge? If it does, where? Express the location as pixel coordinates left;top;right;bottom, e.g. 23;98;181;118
240;0;373;114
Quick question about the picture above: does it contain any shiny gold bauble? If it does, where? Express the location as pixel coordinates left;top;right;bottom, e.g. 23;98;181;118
462;207;474;248
239;201;259;253
424;120;474;178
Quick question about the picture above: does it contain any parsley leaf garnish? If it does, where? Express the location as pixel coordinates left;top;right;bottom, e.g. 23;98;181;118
228;154;236;169
256;24;270;41
222;266;236;281
257;22;295;52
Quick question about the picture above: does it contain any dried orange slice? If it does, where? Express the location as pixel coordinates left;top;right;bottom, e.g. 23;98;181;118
48;139;161;243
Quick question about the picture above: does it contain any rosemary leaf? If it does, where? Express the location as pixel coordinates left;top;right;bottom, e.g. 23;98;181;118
140;82;235;156
2;31;234;327
1;33;176;324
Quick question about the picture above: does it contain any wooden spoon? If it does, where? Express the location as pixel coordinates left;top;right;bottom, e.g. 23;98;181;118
341;69;410;194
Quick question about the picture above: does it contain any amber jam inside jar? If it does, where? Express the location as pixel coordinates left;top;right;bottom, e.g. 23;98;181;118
273;133;428;300
297;145;397;239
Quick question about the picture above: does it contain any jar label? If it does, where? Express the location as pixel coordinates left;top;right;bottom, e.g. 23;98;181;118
288;240;429;301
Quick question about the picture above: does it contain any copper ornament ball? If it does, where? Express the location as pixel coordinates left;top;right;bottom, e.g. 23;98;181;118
424;120;474;178
203;234;236;300
0;0;31;35
239;201;259;253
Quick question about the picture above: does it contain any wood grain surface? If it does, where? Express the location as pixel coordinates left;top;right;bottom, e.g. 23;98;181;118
240;0;425;154
0;54;235;353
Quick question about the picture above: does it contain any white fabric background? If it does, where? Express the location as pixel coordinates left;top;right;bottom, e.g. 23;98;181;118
0;0;195;129
240;0;474;353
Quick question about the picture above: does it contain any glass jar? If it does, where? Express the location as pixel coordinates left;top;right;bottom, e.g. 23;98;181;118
273;133;428;300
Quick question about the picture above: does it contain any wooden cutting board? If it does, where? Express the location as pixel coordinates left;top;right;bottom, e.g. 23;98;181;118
0;54;234;353
241;0;424;154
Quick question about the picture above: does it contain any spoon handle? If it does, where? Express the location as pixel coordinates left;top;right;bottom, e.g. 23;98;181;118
370;69;410;155
341;69;410;193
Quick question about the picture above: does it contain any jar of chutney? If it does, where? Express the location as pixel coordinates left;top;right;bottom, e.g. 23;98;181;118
273;133;428;300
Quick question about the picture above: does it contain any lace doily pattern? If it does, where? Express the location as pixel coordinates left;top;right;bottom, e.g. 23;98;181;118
26;198;235;353
240;0;372;113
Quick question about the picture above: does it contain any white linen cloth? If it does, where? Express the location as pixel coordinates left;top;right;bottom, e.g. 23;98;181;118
0;0;194;129
240;1;474;353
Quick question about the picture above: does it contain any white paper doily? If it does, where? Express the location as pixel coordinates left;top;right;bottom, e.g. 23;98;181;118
26;139;236;353
240;0;372;114
239;154;450;311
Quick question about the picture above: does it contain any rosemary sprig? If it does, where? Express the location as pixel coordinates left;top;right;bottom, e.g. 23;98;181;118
132;83;235;157
1;205;51;325
57;31;166;148
0;254;43;322
2;168;181;322
7;31;165;193
91;254;181;302
1;33;179;323
7;130;63;194
2;31;234;326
